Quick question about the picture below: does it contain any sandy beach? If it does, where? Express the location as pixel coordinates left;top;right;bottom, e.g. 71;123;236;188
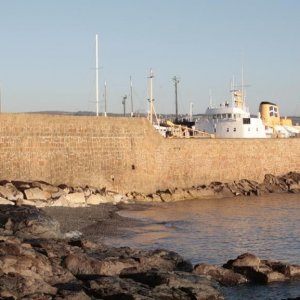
43;203;151;242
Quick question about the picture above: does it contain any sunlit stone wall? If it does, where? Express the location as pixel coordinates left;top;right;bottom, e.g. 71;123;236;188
0;113;299;193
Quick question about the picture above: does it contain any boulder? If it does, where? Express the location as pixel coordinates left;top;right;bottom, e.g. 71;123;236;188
0;272;57;299
224;252;260;269
31;181;59;193
159;191;173;202
113;194;129;204
65;192;86;205
193;263;248;286
223;253;300;284
0;205;62;239
148;193;162;202
86;194;110;205
0;197;15;205
51;196;71;207
121;271;224;300
52;193;86;207
24;187;51;201
0;184;23;201
50;189;66;199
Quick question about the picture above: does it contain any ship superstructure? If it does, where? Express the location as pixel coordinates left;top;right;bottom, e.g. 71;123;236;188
195;89;267;138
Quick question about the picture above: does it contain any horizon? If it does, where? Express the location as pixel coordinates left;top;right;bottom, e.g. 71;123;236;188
1;0;300;116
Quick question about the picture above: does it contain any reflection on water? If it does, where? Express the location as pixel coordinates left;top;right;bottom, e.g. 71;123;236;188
104;193;300;300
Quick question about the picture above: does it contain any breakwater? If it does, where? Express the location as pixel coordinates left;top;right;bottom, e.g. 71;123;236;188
0;113;300;193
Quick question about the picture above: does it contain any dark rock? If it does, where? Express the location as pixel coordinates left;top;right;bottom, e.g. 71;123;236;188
223;253;300;284
193;263;248;286
0;205;62;239
121;270;224;300
0;272;57;299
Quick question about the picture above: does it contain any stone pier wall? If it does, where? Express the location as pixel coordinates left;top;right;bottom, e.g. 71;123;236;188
0;113;299;193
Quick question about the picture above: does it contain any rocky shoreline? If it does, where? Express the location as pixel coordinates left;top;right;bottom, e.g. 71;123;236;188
0;172;299;208
0;204;299;299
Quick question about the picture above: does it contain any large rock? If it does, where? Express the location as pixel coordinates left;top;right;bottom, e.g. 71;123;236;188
86;194;111;205
0;205;62;239
121;271;224;300
0;183;24;201
0;197;15;205
0;272;57;299
193;263;248;286
31;181;59;193
24;187;51;201
223;253;300;284
51;193;86;207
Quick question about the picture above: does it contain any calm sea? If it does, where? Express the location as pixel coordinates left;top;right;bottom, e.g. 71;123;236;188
104;193;300;300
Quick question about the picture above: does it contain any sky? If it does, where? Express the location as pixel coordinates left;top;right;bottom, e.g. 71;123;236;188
0;0;300;116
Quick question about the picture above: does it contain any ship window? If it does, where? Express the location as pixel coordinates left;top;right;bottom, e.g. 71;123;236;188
222;114;226;119
217;114;221;119
227;128;229;132
275;113;278;117
270;111;274;117
233;114;236;119
243;118;251;124
228;113;232;118
274;107;278;112
269;106;273;111
233;128;236;132
214;128;216;132
213;115;217;119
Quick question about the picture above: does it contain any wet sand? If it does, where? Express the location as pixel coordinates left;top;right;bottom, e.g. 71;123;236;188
43;202;153;242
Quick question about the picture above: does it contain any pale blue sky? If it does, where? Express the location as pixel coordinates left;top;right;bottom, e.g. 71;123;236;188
0;0;300;115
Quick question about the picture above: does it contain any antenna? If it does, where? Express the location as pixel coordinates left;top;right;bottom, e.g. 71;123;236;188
172;76;180;121
231;75;235;106
149;69;154;124
95;34;99;117
130;76;133;117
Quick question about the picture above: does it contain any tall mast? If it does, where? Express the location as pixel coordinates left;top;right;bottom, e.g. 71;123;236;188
95;34;99;117
149;69;154;124
231;76;235;106
104;81;107;117
130;76;133;117
172;76;180;122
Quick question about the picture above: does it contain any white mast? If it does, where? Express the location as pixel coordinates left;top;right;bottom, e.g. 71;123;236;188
104;81;107;117
149;69;154;124
95;34;99;117
231;75;235;106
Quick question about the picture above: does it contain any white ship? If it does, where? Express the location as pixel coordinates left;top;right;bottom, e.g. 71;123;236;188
195;89;267;138
195;89;299;138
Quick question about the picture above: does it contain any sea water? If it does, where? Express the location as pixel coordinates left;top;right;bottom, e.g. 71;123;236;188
104;193;300;299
